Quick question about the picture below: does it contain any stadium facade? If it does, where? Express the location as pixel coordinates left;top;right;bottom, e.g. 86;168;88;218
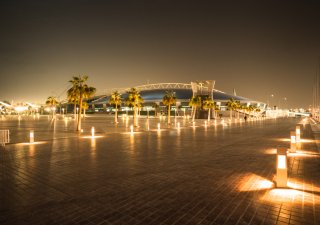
86;81;266;116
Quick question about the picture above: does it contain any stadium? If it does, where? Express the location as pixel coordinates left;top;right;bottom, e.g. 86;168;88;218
86;81;266;117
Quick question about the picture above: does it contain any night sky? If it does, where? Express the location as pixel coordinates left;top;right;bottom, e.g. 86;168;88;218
0;0;319;108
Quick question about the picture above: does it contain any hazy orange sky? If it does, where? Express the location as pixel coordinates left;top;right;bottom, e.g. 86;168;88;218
0;0;319;108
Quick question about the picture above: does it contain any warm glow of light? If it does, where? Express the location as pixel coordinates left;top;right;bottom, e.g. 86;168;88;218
264;148;277;154
290;135;296;144
288;151;320;158
157;123;160;130
91;127;95;137
15;106;28;112
275;138;313;143
278;155;286;169
130;125;134;133
177;122;180;129
17;141;47;146
237;173;274;192
262;188;320;205
82;136;103;139
30;131;34;143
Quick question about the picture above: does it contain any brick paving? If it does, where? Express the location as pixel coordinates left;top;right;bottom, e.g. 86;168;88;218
0;115;319;224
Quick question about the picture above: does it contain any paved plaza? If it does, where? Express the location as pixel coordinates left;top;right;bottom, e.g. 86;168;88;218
0;115;319;225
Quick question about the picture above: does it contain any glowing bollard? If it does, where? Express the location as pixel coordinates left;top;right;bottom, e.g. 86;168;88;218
192;121;195;128
91;127;95;137
30;130;34;143
204;121;207;127
296;125;301;143
290;131;296;153
157;123;161;131
276;147;288;188
130;125;134;134
177;122;180;129
214;120;217;126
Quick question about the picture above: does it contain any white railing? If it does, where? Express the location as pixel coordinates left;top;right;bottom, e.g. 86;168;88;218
0;130;10;146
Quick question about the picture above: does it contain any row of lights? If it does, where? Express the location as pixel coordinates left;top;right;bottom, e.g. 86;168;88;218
276;125;301;188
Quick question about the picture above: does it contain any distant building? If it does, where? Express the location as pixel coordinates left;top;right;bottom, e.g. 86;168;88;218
86;81;266;116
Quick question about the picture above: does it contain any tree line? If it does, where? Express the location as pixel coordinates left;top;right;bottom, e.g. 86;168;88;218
45;76;262;131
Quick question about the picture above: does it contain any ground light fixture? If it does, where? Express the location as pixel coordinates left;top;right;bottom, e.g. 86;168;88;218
30;130;34;143
296;125;301;142
290;131;296;153
204;121;207;127
91;127;95;137
130;125;134;134
177;122;180;129
276;147;287;188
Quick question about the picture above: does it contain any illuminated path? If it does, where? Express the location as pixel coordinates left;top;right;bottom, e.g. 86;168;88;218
0;116;319;224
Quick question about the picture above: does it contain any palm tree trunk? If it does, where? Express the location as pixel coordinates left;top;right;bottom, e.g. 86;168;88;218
230;109;232;119
167;104;171;125
77;97;82;131
208;108;211;121
73;103;76;118
191;106;194;121
133;107;137;127
115;105;118;123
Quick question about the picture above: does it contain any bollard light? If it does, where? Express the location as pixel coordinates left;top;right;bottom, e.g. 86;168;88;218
290;131;296;153
130;125;134;134
177;122;180;129
296;125;301;143
91;127;95;137
157;123;160;130
214;120;217;126
30;130;34;143
204;121;207;127
193;121;195;128
276;147;287;188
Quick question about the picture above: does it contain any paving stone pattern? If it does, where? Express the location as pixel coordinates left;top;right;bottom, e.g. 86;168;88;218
0;115;319;224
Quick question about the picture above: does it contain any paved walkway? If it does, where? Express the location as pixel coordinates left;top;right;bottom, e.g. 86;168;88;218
0;115;319;224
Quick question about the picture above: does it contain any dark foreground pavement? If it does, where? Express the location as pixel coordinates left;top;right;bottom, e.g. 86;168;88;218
0;116;319;225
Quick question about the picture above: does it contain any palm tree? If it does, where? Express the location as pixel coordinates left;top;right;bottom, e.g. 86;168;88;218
152;102;160;117
125;88;144;127
226;98;237;119
162;91;176;125
189;95;201;121
109;91;122;123
68;75;96;131
248;105;255;116
235;100;241;119
82;101;89;118
203;97;215;121
45;96;58;118
67;86;79;118
240;104;247;117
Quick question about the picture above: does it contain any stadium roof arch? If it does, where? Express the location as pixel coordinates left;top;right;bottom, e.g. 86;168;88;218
88;82;265;107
